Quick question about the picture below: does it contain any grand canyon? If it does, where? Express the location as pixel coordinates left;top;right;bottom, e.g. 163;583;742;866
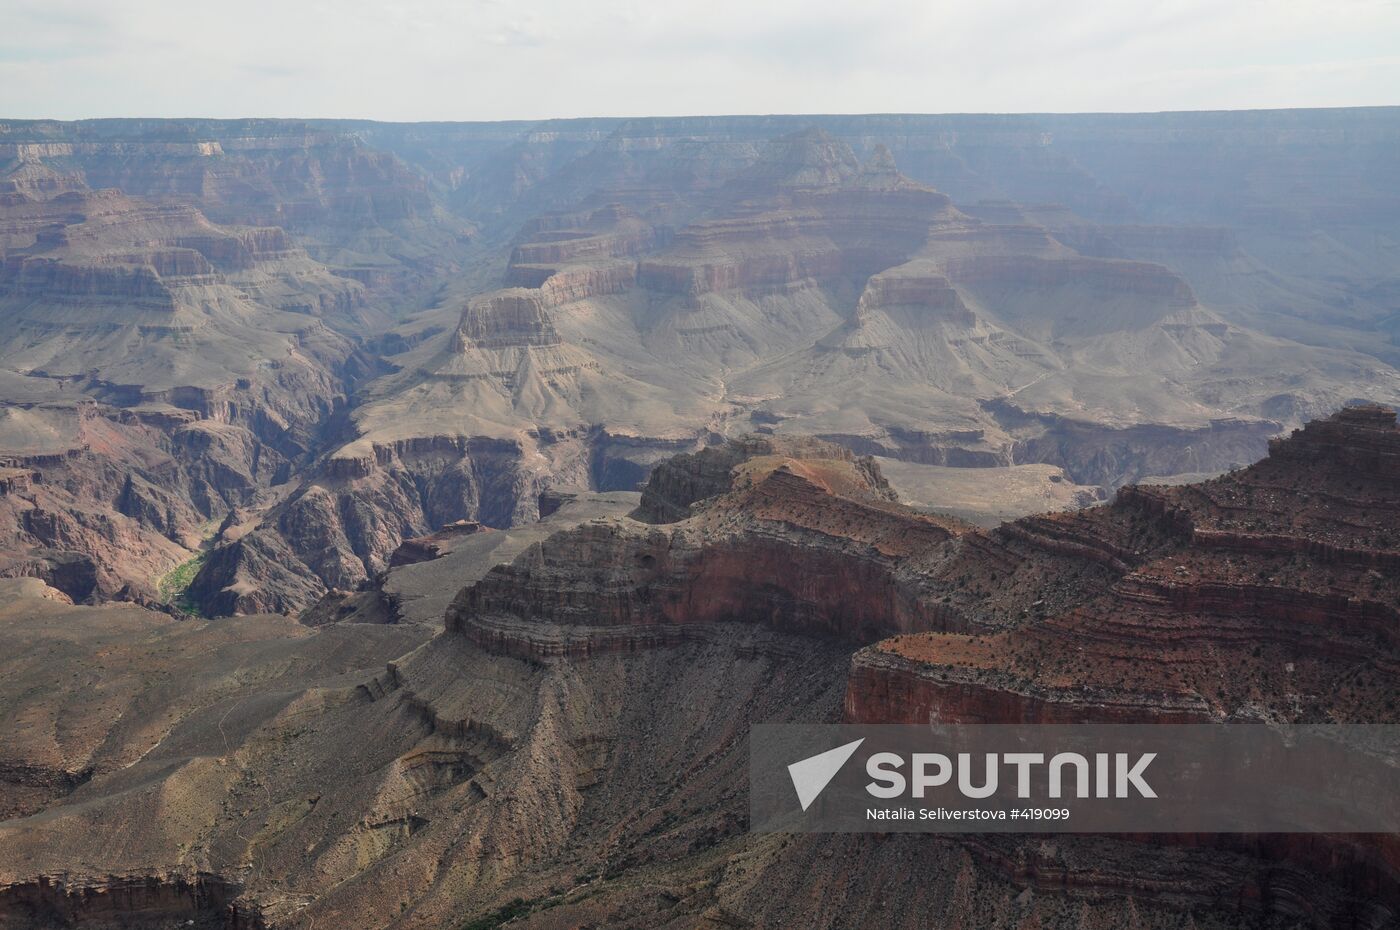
0;109;1398;928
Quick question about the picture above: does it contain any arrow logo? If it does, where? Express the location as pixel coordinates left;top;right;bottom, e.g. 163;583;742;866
788;738;865;811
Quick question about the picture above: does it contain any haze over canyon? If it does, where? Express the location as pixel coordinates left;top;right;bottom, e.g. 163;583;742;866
0;108;1397;928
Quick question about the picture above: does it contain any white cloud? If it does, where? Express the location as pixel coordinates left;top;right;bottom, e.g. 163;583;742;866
0;0;1396;119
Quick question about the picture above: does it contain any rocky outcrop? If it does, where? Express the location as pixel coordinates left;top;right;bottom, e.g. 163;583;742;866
188;434;557;615
846;405;1400;730
1268;403;1400;476
631;442;752;523
851;266;976;326
507;204;657;269
454;290;561;351
633;433;896;524
0;874;263;929
389;519;488;567
449;439;967;658
637;211;844;297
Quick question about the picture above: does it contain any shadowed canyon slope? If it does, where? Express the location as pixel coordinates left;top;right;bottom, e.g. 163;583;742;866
1;409;1398;928
2;110;1399;616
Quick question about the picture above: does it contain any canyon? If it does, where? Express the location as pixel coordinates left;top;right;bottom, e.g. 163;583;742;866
0;407;1397;927
0;109;1398;928
1;111;1398;614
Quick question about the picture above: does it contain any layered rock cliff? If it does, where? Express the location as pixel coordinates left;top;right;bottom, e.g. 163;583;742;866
2;409;1398;928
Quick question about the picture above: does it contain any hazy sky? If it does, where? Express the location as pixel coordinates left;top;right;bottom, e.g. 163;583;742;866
3;0;1398;121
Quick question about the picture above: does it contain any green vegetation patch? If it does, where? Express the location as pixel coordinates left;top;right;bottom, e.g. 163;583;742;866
157;551;208;616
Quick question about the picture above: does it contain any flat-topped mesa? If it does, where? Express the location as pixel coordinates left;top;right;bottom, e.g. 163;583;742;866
0;188;360;320
72;133;437;228
522;262;637;304
453;290;561;351
172;226;296;272
502;205;644;299
127;247;216;280
852;267;976;326
389;519;489;567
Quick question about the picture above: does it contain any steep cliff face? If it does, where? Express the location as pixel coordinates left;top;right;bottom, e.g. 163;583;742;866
833;406;1400;921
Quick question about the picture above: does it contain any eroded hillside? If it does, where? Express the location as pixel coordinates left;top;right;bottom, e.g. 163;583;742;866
1;408;1397;928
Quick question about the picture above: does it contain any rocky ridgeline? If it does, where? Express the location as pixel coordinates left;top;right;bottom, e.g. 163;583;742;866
431;408;1400;914
446;437;966;658
834;405;1400;915
1268;402;1400;476
507;204;658;267
846;404;1400;727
